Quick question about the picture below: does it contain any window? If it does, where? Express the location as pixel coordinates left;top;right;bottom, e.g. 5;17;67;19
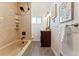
32;17;36;23
32;16;42;24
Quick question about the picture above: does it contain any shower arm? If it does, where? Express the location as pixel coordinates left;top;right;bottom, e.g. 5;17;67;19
24;2;30;12
27;2;30;10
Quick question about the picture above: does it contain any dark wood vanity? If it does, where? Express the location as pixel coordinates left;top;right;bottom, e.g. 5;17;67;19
40;31;51;47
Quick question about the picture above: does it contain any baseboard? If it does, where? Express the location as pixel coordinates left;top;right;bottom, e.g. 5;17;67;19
32;39;40;41
51;47;59;56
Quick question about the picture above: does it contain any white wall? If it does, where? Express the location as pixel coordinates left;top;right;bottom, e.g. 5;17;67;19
32;2;51;41
32;23;41;41
41;2;79;55
50;2;79;55
32;2;51;16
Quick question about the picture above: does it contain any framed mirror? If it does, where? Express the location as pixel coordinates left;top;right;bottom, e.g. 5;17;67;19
46;16;51;30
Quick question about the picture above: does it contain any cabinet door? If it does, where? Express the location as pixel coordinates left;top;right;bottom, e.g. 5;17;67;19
40;31;51;47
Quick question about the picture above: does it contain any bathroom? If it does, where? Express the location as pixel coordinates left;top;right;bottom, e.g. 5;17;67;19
0;2;79;56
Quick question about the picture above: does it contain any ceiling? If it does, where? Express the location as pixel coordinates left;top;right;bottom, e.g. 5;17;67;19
32;2;51;16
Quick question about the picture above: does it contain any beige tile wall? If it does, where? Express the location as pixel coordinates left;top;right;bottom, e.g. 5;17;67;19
0;3;17;47
17;2;32;40
0;2;32;47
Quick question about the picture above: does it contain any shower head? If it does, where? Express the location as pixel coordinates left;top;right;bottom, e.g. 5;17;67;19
19;6;30;12
20;6;25;12
19;3;30;13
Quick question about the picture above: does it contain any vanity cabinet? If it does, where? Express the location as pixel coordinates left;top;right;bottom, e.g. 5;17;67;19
40;31;51;47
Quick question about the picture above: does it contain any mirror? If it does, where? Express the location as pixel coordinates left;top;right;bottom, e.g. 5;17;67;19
46;16;51;30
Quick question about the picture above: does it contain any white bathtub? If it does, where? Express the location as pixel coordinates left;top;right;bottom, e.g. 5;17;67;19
0;40;32;56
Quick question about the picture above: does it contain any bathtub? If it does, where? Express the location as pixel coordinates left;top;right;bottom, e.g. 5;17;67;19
0;40;32;56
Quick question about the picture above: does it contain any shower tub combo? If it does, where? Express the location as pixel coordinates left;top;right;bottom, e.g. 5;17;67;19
0;40;32;56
